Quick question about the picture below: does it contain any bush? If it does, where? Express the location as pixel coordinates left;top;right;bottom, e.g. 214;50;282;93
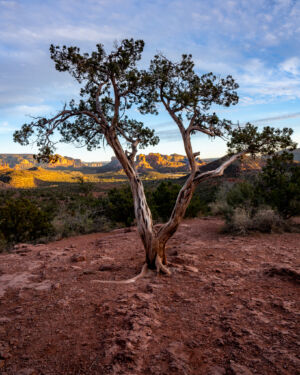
256;153;300;218
0;198;55;244
105;186;135;226
151;181;181;221
224;207;252;235
251;208;283;233
104;180;214;226
224;206;283;234
52;194;107;237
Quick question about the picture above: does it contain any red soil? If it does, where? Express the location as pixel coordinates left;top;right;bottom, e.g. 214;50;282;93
0;218;299;375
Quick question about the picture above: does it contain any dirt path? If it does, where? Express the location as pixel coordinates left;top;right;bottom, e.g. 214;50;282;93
0;218;299;375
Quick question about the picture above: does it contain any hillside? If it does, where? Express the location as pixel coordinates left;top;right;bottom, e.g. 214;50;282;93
0;167;100;188
0;218;298;374
99;153;205;173
290;148;300;162
0;154;104;171
198;154;264;177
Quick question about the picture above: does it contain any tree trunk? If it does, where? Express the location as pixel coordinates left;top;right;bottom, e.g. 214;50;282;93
108;132;159;267
157;175;196;257
129;175;157;268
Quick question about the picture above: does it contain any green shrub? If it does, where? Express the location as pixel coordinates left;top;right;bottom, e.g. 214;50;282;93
251;207;283;233
225;207;252;235
152;181;181;221
0;198;55;244
224;206;283;234
212;153;300;234
105;186;135;226
257;154;300;218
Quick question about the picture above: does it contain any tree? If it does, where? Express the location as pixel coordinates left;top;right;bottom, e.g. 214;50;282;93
14;39;296;278
256;152;300;218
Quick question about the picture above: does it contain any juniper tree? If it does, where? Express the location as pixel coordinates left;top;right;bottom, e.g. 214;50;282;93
14;39;296;278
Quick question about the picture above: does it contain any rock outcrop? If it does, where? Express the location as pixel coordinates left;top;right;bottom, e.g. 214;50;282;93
136;153;205;172
0;154;104;171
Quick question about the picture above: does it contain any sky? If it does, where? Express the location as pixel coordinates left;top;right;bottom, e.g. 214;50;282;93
0;0;300;161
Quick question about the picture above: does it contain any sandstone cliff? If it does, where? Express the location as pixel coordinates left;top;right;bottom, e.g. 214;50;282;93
135;153;205;172
0;154;104;170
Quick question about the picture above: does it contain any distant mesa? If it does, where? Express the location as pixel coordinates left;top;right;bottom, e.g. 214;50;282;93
0;154;106;171
135;153;205;173
0;148;299;177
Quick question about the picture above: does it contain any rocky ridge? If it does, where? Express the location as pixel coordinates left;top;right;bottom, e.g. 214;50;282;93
0;154;104;171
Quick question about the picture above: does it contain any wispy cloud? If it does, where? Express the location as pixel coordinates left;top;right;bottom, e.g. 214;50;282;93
252;112;300;124
279;57;300;75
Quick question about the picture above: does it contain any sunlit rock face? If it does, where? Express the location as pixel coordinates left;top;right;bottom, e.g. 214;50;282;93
0;154;103;170
135;153;205;172
0;161;9;170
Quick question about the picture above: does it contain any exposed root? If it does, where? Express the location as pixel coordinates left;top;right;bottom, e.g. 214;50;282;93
91;263;149;284
155;255;172;276
92;255;172;285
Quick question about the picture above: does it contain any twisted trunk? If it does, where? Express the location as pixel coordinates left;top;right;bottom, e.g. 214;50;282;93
107;130;158;268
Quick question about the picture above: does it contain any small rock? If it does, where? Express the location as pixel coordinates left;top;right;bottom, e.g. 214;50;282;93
0;317;11;324
145;284;153;293
184;265;198;273
98;265;114;271
71;254;86;262
52;282;61;290
13;243;28;250
207;365;226;375
0;351;11;360
71;265;82;270
230;361;253;375
170;250;178;256
16;369;37;375
82;270;95;275
216;338;225;346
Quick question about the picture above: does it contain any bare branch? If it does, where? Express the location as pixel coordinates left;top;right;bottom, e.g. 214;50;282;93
111;75;120;128
193;151;246;183
95;82;109;128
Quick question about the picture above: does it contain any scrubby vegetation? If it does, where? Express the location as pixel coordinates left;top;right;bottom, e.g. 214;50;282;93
211;153;300;234
0;197;55;250
0;176;218;251
104;180;217;226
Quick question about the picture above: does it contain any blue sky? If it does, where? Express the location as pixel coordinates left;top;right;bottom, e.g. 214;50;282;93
0;0;300;161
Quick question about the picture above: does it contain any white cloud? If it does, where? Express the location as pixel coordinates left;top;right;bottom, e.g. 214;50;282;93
0;121;16;134
279;57;300;75
14;105;52;115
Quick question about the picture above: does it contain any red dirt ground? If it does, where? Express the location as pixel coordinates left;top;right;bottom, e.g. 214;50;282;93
0;218;299;375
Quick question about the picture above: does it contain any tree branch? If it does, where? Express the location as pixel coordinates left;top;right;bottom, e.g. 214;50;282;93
111;75;120;128
193;151;246;183
95;82;110;128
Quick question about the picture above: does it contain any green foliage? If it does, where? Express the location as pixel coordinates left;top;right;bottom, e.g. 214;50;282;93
105;186;135;226
212;153;300;233
256;153;300;218
226;181;257;211
151;181;181;221
104;180;216;226
0;198;54;244
227;123;296;156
